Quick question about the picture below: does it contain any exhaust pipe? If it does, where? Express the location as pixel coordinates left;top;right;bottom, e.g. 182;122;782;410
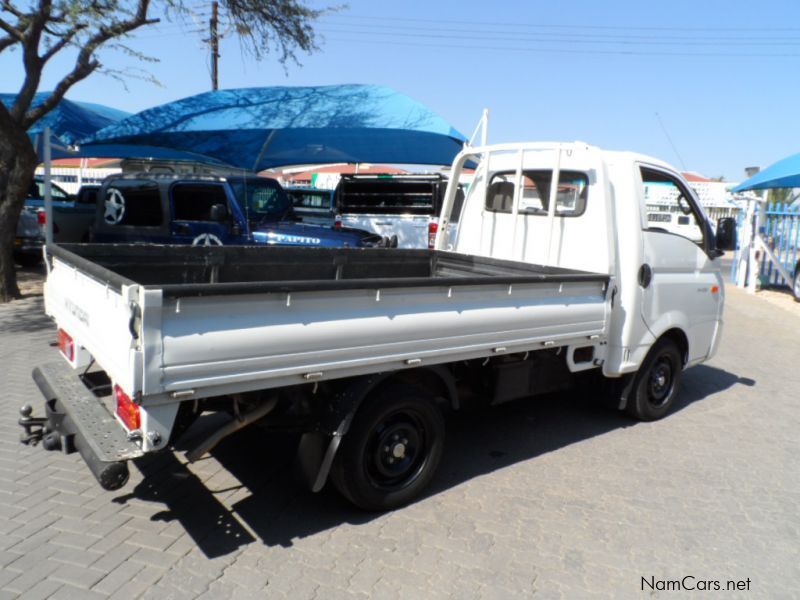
185;397;278;462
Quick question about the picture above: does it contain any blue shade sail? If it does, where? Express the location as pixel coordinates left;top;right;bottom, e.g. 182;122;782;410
82;85;467;170
733;153;800;192
1;92;130;145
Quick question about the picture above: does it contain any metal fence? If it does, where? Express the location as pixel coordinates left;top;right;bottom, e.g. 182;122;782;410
732;202;800;288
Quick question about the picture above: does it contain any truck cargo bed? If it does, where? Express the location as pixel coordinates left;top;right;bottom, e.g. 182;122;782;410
52;244;608;294
46;244;610;403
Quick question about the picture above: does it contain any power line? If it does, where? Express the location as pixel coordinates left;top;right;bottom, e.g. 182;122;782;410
321;13;800;33
318;26;800;47
319;35;800;58
317;20;800;43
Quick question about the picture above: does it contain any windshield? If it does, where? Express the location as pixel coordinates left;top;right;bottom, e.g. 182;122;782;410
229;179;292;221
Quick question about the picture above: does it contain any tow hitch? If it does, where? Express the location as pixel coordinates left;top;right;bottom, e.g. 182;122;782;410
21;362;145;491
19;404;48;446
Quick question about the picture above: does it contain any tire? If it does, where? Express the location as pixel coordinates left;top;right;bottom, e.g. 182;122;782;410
793;267;800;303
626;338;683;421
330;384;445;511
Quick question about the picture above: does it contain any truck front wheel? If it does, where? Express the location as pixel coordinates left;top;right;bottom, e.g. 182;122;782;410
331;385;445;511
626;338;683;421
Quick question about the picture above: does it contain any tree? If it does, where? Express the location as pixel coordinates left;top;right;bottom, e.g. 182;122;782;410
0;0;328;302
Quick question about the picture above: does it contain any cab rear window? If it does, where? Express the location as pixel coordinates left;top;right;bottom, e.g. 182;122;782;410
338;179;438;215
485;170;588;217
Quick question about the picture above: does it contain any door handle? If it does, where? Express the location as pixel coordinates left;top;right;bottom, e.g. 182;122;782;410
638;264;653;288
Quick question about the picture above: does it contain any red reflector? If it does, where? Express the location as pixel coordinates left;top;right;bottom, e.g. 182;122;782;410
428;220;439;249
711;285;720;293
57;329;74;362
37;210;46;225
115;385;140;431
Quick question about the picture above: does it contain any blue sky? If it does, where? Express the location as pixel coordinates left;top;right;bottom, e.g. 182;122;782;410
3;0;800;181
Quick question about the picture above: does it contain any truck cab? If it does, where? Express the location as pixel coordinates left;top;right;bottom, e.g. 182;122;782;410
438;142;735;380
91;173;388;248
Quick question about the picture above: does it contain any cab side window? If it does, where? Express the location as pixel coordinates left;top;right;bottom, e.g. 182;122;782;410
172;184;228;221
30;181;68;200
640;168;704;245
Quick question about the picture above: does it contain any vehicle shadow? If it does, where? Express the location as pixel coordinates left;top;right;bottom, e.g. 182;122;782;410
0;296;51;334
117;364;754;557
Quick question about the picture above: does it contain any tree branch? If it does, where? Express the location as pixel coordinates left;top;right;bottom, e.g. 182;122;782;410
41;22;86;62
0;16;24;43
23;0;158;128
10;0;52;122
0;32;19;51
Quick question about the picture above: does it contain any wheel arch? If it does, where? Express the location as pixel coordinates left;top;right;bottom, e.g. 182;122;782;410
660;327;690;366
296;366;457;494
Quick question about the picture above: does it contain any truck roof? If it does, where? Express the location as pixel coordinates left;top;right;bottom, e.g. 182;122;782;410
104;172;270;185
464;141;680;175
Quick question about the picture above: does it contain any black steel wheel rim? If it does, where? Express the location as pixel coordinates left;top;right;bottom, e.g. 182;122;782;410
364;409;428;492
648;355;674;407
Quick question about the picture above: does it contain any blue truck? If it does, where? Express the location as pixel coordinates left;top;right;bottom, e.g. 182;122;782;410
90;173;388;248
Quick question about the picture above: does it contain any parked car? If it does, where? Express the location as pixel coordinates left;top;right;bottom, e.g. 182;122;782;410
90;173;389;248
14;179;97;265
14;205;45;266
285;187;337;226
335;174;464;248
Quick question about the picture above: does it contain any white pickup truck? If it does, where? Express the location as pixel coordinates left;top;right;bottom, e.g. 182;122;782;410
21;142;736;511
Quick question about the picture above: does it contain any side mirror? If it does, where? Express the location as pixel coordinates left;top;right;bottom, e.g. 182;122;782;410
715;217;737;251
209;203;228;222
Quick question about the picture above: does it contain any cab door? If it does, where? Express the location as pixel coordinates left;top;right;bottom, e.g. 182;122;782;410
637;166;723;363
169;183;232;246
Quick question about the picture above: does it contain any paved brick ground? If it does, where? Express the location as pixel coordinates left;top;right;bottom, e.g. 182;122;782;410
1;283;798;599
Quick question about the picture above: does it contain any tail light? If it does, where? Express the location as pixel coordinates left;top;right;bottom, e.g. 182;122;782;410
115;385;140;431
428;220;439;249
334;215;342;229
36;210;58;233
57;329;74;362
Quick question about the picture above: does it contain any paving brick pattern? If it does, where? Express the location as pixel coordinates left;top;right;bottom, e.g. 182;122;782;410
1;285;798;599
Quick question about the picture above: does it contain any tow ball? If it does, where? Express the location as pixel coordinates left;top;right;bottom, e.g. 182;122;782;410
18;405;62;451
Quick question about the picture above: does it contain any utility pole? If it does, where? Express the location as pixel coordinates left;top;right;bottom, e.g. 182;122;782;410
210;1;219;90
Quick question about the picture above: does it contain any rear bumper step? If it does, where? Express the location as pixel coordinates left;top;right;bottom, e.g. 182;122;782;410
29;361;144;490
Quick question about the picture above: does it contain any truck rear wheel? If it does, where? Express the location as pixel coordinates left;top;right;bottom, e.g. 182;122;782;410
626;338;683;421
331;384;445;511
